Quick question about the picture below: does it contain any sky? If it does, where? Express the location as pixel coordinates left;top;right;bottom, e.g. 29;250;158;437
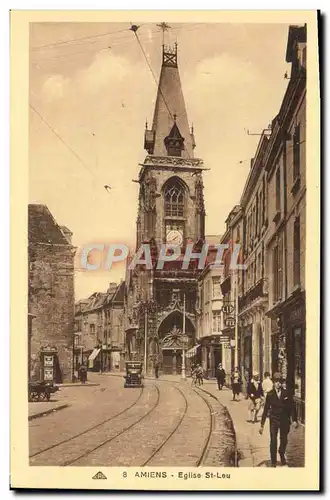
29;21;291;300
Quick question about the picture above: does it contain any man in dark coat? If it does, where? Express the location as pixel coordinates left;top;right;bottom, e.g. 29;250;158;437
154;360;159;379
216;363;226;390
259;372;298;467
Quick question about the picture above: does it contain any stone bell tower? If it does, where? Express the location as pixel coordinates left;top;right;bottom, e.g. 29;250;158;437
125;42;207;374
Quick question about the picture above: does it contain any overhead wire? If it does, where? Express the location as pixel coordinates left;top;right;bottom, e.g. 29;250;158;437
29;104;97;180
31;26;130;50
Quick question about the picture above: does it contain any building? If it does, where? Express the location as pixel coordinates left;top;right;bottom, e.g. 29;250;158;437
196;236;227;379
238;133;271;384
74;281;125;373
219;206;244;379
125;42;207;375
28;204;75;383
264;24;306;421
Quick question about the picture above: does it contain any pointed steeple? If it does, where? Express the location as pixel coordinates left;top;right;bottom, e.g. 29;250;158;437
144;43;195;158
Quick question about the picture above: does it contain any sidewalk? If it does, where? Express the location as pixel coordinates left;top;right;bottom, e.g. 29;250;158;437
201;382;305;468
29;379;99;420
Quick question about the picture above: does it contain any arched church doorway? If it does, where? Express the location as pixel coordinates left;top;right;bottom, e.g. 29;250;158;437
158;310;195;375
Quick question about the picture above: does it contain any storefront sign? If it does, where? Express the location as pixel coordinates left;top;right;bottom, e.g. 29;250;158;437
44;356;53;367
222;304;234;315
225;316;236;327
44;368;54;380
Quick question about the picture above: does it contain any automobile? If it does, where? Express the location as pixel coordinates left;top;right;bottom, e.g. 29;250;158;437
123;361;144;388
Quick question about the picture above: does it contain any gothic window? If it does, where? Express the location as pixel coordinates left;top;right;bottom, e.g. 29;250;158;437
164;180;184;217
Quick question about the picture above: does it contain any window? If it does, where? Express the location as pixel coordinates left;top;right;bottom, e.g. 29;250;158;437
272;240;283;303
236;225;240;243
278;237;283;299
272;245;279;303
212;277;221;298
212;311;221;332
276;168;281;213
205;312;210;333
164;180;184;217
256;194;259;237
90;323;95;335
262;179;266;225
293;327;303;398
293;124;301;181
294;217;301;286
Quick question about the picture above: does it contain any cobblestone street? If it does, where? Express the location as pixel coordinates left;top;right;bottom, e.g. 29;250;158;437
29;373;235;467
29;373;304;468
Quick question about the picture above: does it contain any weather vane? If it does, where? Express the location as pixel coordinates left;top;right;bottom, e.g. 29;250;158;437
156;22;171;45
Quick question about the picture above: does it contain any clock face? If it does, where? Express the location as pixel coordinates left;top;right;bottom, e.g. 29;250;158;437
166;229;183;246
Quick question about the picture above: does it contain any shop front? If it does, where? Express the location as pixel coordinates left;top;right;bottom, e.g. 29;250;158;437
282;291;306;423
266;290;306;423
200;333;233;380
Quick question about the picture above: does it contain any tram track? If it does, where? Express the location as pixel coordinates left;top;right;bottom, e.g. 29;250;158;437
29;384;149;462
141;385;188;466
61;384;160;466
141;383;214;467
30;379;236;467
192;386;215;466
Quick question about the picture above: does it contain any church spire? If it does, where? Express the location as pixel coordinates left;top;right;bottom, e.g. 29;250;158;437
144;41;195;158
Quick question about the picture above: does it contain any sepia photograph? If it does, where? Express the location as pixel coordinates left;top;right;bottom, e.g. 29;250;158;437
10;10;320;491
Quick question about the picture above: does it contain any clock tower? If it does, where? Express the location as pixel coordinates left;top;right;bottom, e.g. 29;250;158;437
125;42;207;374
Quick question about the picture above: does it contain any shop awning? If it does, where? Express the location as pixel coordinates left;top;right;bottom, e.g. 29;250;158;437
186;345;200;359
88;348;101;368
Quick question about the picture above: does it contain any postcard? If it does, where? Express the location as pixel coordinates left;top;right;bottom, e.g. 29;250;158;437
10;9;320;491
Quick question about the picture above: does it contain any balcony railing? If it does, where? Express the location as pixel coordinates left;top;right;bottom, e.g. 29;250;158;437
238;278;267;311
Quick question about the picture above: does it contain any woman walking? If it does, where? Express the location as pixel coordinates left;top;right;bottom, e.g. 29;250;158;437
231;367;241;401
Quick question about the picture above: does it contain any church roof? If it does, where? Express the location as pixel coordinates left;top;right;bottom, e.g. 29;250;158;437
148;44;194;158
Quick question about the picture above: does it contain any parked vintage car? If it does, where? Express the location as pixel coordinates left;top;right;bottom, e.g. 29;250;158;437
123;361;144;388
28;381;59;402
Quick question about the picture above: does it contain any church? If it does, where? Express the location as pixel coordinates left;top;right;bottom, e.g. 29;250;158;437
124;42;207;375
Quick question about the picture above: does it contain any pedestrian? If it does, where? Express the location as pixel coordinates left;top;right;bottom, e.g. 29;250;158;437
154;360;159;379
262;371;273;395
247;372;263;423
216;363;226;390
259;372;298;467
231;366;241;401
78;364;87;384
195;364;204;385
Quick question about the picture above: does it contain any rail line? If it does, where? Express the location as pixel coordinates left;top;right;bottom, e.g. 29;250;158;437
62;384;160;466
194;384;239;467
141;385;188;466
29;385;145;459
192;386;215;466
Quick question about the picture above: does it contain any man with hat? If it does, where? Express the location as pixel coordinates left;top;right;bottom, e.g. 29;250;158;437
259;372;298;467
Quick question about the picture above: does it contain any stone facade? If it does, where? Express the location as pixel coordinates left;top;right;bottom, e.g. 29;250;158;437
74;281;125;372
264;24;306;422
238;134;271;385
28;204;75;383
125;44;205;375
216;24;307;421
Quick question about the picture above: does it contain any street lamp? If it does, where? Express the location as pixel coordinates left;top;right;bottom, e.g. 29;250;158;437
137;300;157;375
181;292;188;379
